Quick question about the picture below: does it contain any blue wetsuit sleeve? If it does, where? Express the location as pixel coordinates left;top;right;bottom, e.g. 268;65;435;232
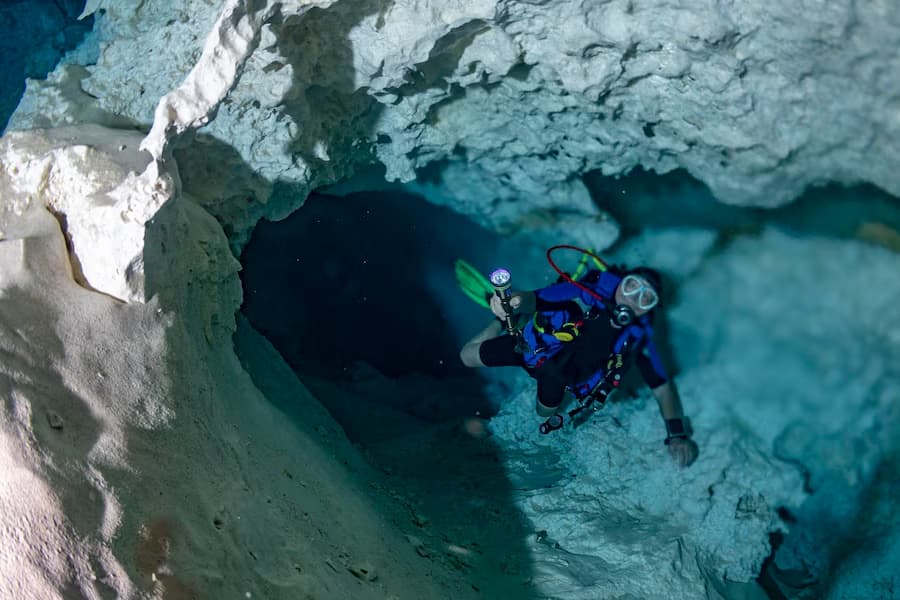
636;337;669;389
533;282;582;310
534;274;611;311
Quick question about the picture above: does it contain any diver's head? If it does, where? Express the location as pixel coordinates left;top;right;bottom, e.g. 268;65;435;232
611;267;662;326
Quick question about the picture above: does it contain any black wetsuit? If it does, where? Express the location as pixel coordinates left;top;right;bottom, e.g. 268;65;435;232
477;269;669;410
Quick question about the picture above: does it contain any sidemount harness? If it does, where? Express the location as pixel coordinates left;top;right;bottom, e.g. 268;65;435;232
539;338;632;435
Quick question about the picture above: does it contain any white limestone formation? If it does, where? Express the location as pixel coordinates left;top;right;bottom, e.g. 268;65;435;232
1;126;167;302
0;122;487;598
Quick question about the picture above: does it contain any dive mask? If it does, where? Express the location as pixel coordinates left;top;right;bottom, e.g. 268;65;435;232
620;274;659;311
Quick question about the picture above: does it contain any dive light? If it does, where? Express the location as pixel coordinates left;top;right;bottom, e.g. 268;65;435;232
489;268;517;336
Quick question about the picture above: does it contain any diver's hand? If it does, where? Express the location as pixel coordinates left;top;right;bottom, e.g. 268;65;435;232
490;293;522;320
667;437;698;468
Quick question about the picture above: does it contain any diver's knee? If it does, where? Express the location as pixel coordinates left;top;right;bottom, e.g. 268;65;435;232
460;343;484;368
535;399;558;417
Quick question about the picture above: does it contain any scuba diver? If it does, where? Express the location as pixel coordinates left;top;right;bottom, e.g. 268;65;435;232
458;247;699;468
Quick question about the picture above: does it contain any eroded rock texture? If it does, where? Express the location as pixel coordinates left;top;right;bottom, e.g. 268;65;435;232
13;0;900;247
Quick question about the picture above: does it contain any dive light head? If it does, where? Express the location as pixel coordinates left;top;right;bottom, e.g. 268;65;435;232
489;268;512;290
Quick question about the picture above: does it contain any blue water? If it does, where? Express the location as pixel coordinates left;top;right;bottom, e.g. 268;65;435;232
0;0;94;131
585;166;900;240
240;188;500;381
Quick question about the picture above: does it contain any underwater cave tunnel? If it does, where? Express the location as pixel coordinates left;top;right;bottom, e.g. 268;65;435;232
237;179;548;598
237;159;900;599
238;182;513;441
238;165;900;446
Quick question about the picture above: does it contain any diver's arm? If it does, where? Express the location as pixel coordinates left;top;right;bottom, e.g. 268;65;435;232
651;381;698;468
652;381;686;422
637;340;698;467
493;279;589;317
637;346;688;434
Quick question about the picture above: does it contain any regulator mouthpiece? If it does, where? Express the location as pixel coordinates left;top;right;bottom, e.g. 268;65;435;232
611;304;635;327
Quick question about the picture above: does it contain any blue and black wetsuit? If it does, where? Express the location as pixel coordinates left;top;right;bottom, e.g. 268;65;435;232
477;269;669;410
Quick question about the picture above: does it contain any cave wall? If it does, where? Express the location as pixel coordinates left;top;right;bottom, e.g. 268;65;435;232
10;0;900;250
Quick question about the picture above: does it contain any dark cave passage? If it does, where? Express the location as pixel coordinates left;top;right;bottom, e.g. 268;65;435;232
240;188;498;378
239;187;507;424
237;185;545;599
240;171;900;431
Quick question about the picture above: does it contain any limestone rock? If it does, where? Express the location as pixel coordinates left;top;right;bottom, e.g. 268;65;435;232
10;0;900;249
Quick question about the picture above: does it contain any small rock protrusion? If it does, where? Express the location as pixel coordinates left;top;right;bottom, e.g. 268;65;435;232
46;410;64;430
348;563;378;582
406;534;429;558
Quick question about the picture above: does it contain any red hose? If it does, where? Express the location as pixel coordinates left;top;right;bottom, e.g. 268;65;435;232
545;245;611;303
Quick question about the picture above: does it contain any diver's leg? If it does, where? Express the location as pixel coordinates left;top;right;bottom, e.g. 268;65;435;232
459;320;504;367
535;372;566;417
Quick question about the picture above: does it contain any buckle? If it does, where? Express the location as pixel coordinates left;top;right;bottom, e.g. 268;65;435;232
539;414;564;435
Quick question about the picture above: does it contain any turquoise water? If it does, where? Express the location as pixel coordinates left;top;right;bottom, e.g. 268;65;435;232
0;0;94;131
